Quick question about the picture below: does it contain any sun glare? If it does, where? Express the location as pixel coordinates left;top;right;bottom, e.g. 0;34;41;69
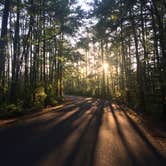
103;63;109;72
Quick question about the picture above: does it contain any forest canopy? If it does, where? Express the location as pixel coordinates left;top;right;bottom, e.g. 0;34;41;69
0;0;165;118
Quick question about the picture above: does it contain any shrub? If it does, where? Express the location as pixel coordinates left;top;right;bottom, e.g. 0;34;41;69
45;84;54;98
44;84;58;106
45;96;58;106
5;104;22;117
34;86;47;105
56;96;64;102
33;101;44;110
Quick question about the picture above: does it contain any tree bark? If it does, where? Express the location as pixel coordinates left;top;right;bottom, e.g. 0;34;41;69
0;0;10;85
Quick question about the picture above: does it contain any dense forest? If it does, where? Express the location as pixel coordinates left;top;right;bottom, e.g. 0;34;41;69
0;0;84;113
0;0;166;118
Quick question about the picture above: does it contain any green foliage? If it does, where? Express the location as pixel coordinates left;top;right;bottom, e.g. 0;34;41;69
0;0;83;111
45;84;54;98
44;84;58;106
0;0;165;120
0;103;23;118
45;96;58;106
32;101;44;110
33;86;47;107
6;104;22;114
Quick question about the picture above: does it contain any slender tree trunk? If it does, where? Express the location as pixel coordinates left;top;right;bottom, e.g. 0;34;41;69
59;33;63;97
23;0;34;104
42;0;46;85
11;0;20;102
130;9;146;111
101;39;106;96
151;0;166;117
0;0;10;92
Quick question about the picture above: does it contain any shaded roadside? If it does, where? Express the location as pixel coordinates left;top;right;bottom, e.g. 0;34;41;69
117;103;166;158
0;97;103;166
0;96;165;166
0;96;90;127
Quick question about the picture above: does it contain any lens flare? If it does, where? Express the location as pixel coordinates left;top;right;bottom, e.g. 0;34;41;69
103;63;108;72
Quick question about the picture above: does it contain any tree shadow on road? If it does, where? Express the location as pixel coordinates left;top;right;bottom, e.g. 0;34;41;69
110;104;138;165
63;100;105;166
109;103;166;166
0;99;104;166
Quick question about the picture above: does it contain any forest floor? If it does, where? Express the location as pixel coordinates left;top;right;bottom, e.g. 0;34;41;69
0;96;166;166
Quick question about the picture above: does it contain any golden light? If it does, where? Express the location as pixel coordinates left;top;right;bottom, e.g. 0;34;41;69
103;62;109;72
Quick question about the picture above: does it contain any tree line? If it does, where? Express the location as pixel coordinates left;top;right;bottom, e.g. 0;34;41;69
0;0;165;118
65;0;166;118
0;0;83;113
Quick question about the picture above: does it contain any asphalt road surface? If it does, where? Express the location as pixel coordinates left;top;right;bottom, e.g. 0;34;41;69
0;96;165;166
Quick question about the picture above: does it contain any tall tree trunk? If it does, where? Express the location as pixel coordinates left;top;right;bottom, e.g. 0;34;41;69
42;0;46;85
11;0;20;102
59;33;63;97
0;0;10;95
130;8;146;111
23;0;34;104
140;1;148;110
151;0;166;117
101;39;106;96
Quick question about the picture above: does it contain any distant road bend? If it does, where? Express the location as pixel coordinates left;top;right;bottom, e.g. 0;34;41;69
0;96;165;166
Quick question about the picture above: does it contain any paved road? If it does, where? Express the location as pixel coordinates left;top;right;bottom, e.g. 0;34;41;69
0;96;165;166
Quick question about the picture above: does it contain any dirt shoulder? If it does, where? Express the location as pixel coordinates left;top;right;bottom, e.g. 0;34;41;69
0;104;66;127
0;97;74;127
117;104;166;158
